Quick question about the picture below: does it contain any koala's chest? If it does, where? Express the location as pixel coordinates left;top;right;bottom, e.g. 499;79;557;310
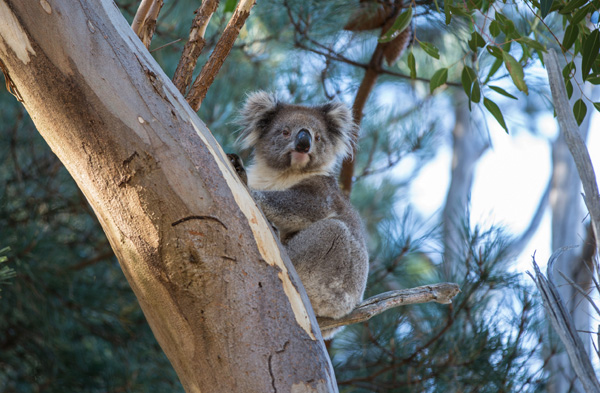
247;165;317;191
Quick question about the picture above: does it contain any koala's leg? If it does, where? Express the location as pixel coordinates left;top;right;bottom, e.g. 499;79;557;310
285;219;368;321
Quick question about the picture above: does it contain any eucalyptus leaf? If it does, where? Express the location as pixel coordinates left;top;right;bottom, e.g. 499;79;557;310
573;99;587;126
468;31;486;52
502;52;528;94
489;85;517;100
582;29;600;80
224;0;237;13
419;41;440;59
562;24;579;52
379;7;413;43
484;97;509;133
408;51;417;79
430;68;448;93
540;0;554;18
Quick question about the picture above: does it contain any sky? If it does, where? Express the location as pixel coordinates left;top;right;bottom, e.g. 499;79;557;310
409;101;600;273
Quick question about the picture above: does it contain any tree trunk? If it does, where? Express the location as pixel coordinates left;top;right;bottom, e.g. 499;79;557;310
546;52;597;393
0;1;337;392
442;92;489;278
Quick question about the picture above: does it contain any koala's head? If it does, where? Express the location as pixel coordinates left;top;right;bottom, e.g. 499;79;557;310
238;91;355;174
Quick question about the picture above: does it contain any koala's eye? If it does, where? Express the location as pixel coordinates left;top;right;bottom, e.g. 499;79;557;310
282;128;291;137
315;134;321;142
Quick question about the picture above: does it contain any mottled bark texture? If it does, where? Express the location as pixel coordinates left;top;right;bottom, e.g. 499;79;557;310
0;1;337;392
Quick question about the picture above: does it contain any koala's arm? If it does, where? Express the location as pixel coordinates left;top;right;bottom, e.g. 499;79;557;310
251;186;333;232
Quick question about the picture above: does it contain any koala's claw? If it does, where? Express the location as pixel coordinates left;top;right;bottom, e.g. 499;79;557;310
227;153;248;185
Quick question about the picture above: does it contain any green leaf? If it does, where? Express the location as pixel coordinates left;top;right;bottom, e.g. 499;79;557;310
572;4;592;24
444;1;452;25
563;61;576;78
462;66;480;109
489;85;517;100
489;20;501;37
430;68;448;93
484;97;509;133
582;30;600;80
518;37;546;52
565;79;574;99
593;102;600;113
502;52;528;94
559;0;587;14
472;79;481;103
573;99;587;125
487;45;503;59
419;41;440;59
449;5;471;18
562;24;579;52
224;0;237;13
540;0;554;18
484;58;503;84
468;31;486;52
587;75;600;84
379;7;413;43
408;51;416;79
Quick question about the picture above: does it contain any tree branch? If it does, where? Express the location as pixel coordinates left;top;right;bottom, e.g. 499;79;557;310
529;249;600;393
186;0;256;111
339;42;385;195
172;0;220;95
317;283;460;330
132;0;164;49
544;49;600;255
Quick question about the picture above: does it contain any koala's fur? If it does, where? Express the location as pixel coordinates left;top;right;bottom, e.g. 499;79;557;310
237;91;369;338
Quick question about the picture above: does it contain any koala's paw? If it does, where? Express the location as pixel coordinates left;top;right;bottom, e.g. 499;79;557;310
227;153;248;186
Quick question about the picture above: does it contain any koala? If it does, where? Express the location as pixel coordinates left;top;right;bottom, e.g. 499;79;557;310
233;91;369;339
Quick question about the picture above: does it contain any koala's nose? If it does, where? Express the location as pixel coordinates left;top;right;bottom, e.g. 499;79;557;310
295;129;312;153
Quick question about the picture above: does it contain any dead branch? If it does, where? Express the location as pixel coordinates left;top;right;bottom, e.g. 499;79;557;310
186;0;256;111
132;0;164;49
529;249;600;392
172;0;220;95
317;282;460;330
545;49;600;255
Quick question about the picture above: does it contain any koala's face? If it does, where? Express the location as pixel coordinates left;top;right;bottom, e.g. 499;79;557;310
238;92;354;174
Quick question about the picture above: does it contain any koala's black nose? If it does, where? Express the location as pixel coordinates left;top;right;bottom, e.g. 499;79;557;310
295;129;312;153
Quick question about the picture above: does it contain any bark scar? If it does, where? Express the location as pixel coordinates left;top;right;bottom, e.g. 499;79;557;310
268;340;290;393
171;215;228;230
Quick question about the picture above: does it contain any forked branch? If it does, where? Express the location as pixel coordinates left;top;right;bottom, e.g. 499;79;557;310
172;0;220;95
317;282;460;330
186;0;257;111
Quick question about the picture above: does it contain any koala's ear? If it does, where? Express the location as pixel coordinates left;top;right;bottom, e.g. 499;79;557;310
237;91;280;150
321;101;356;159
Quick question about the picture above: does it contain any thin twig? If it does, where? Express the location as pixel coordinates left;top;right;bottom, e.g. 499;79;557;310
172;0;220;95
317;283;460;330
186;0;256;111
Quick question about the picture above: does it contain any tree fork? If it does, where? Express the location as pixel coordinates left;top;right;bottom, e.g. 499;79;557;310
0;1;337;392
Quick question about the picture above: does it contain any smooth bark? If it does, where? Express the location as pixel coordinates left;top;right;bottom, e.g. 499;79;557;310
0;1;337;392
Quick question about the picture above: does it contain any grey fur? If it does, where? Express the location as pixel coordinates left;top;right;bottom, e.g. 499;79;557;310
238;91;369;339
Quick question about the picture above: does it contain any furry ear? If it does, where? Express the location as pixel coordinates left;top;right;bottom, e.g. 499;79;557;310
237;91;280;150
321;101;357;159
